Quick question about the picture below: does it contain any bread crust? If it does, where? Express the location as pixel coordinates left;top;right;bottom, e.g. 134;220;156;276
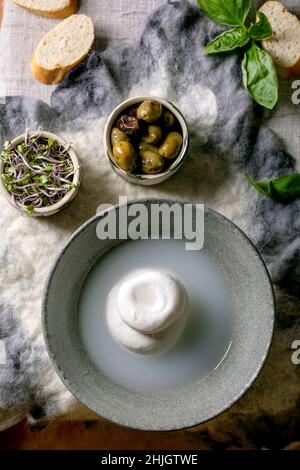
31;14;94;85
13;0;78;18
31;51;89;84
276;58;300;78
260;1;300;77
289;58;300;77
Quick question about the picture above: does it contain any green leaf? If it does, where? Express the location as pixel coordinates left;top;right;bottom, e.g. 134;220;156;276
39;175;49;185
26;204;35;214
5;167;15;175
44;165;53;172
242;42;278;109
246;173;300;201
198;0;251;26
47;138;58;149
3;174;14;185
204;26;250;54
0;150;10;162
17;143;26;154
249;12;273;40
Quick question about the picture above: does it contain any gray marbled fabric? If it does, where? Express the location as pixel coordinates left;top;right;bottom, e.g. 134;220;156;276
0;0;300;448
1;1;299;292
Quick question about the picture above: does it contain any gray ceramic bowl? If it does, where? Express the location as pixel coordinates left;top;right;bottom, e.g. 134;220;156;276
103;96;189;186
0;131;81;217
42;199;274;431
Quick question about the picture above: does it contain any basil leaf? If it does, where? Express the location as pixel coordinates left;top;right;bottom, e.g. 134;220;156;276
246;173;300;201
198;0;251;26
204;26;250;54
249;12;273;40
242;42;278;109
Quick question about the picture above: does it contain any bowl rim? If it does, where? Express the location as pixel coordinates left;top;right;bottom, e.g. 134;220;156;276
42;198;275;431
103;96;189;184
0;131;81;216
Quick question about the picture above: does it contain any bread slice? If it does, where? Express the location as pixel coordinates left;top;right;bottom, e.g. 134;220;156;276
259;1;300;78
32;14;94;84
11;0;78;18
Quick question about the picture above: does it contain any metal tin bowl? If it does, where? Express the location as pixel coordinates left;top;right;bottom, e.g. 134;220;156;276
103;96;189;186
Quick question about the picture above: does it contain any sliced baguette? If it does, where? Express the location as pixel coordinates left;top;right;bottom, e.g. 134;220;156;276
11;0;79;18
259;1;300;78
32;14;94;84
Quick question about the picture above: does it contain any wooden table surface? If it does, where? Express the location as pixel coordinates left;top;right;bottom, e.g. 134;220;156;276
0;419;209;451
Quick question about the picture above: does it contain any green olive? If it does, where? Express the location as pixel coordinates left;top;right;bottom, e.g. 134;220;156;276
142;150;164;174
113;141;136;172
142;125;162;145
111;127;129;146
138;141;160;157
137;100;162;123
163;110;175;128
159;132;183;159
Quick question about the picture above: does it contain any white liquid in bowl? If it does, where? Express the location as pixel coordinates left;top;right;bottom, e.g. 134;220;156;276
79;239;232;391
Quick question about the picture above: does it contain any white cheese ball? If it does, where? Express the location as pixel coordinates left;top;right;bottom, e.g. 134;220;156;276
106;270;188;355
117;270;187;334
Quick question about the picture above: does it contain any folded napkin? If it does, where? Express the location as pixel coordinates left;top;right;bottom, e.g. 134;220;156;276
0;0;300;448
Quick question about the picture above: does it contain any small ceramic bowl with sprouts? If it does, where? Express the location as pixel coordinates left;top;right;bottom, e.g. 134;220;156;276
0;131;81;217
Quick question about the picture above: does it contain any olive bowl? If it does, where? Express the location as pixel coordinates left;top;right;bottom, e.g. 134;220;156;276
103;96;189;186
0;131;81;217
